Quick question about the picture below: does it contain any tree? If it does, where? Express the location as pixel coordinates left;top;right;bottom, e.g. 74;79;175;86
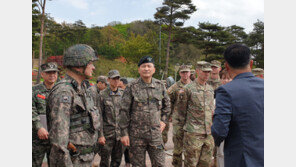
154;0;196;78
246;20;264;68
121;32;154;63
35;0;50;84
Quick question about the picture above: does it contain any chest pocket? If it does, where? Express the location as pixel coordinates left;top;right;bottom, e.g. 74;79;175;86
153;93;163;110
192;91;204;110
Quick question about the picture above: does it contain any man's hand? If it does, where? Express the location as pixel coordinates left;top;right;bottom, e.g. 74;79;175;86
121;136;130;146
37;128;49;140
160;121;166;132
98;136;106;145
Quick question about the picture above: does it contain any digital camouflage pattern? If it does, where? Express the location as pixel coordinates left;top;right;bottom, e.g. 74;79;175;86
210;60;221;68
63;44;98;67
46;74;101;167
32;83;51;167
89;85;100;108
207;78;222;90
181;80;215;167
119;77;171;167
252;68;264;76
99;87;124;167
167;79;191;167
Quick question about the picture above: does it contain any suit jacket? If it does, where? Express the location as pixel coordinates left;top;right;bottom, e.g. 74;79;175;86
211;72;264;167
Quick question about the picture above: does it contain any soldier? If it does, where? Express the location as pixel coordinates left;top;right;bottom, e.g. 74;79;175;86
118;77;131;167
46;44;101;167
118;77;128;90
182;61;215;167
90;76;108;107
207;60;222;90
119;56;171;167
98;70;124;167
190;69;196;81
32;62;59;167
167;65;192;167
161;76;175;146
252;68;264;79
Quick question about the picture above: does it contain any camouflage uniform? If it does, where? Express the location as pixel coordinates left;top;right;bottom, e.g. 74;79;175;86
46;44;101;167
207;60;222;90
32;62;58;167
182;62;215;167
99;70;124;167
167;65;192;167
32;83;51;167
119;77;171;167
161;77;175;145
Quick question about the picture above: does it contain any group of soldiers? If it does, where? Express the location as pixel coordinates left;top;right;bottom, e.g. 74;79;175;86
32;44;264;167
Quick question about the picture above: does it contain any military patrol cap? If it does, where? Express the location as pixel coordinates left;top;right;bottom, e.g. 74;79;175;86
252;68;264;75
97;76;107;84
190;69;195;74
138;56;154;67
211;60;221;68
108;70;121;79
179;65;191;72
41;62;59;72
196;61;212;71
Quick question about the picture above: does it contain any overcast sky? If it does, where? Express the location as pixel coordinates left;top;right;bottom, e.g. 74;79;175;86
46;0;264;33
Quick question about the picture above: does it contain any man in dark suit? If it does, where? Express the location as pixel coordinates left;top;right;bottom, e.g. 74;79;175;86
211;44;264;167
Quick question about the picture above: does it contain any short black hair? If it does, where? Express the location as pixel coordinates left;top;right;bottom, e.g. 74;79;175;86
120;78;128;85
224;44;251;69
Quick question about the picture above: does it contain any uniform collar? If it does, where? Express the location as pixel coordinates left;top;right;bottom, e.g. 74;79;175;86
108;87;122;96
140;77;156;88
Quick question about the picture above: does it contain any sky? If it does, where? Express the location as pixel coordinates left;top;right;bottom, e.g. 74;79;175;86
46;0;264;33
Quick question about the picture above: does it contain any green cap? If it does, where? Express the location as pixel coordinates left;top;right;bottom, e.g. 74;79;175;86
97;76;107;84
41;62;59;72
108;70;121;79
252;68;264;75
196;61;212;71
211;60;221;68
179;65;191;72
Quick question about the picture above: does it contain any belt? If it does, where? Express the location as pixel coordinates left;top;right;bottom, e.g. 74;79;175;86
69;145;95;156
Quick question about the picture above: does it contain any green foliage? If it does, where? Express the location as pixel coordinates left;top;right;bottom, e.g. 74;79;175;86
97;44;121;60
93;57;139;79
246;20;264;68
121;33;154;63
113;24;130;39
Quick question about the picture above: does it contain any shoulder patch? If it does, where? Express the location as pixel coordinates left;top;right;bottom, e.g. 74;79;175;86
60;95;71;103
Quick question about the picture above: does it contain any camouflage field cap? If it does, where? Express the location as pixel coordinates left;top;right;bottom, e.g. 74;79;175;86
41;62;59;72
97;76;107;84
63;44;98;67
196;61;212;71
108;70;121;79
252;68;264;75
190;69;195;74
179;65;191;72
211;60;221;68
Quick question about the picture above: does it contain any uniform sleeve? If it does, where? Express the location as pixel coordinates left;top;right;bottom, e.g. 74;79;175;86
48;90;73;167
179;87;189;124
119;85;133;137
32;91;42;131
167;85;175;119
211;86;232;147
161;84;171;124
98;93;104;137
